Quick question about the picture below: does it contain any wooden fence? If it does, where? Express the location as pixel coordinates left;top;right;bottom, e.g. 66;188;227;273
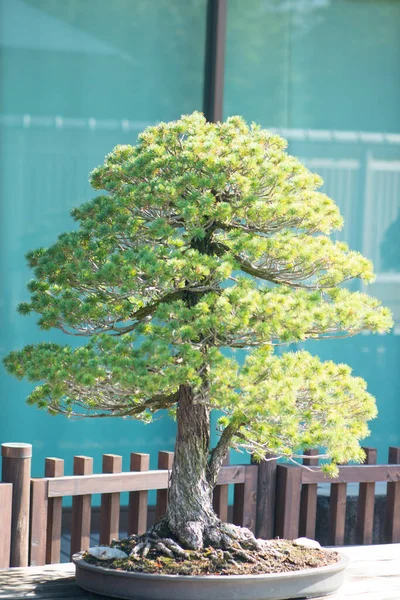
275;447;400;546
0;443;259;569
2;443;400;569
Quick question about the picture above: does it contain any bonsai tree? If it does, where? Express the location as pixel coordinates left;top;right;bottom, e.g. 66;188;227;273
3;113;392;557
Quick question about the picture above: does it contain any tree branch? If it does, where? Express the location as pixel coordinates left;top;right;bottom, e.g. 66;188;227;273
235;256;325;289
207;422;243;487
47;389;179;419
55;283;219;337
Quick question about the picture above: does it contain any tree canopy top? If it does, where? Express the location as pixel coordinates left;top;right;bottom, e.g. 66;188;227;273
4;113;393;472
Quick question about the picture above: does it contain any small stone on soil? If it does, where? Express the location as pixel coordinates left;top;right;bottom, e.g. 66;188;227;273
88;546;128;560
293;537;322;549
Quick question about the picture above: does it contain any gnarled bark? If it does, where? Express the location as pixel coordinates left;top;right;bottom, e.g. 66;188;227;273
166;384;218;549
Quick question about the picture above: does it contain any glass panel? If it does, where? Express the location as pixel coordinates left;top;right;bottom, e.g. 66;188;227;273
0;0;207;476
224;0;400;459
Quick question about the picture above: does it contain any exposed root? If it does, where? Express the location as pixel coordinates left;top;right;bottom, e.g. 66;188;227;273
205;522;263;551
127;520;285;565
129;523;190;560
203;522;286;563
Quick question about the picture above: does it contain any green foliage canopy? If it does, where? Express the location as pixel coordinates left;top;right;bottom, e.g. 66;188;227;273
3;113;393;472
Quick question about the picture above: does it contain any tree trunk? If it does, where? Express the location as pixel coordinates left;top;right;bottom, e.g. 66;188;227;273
140;384;260;556
165;384;218;549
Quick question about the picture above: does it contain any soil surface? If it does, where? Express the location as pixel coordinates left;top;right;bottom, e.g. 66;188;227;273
83;538;340;576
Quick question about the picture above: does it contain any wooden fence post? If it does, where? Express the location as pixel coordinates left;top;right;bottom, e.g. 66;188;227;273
100;454;122;545
30;479;49;566
328;479;347;546
232;464;258;534
254;453;277;540
1;442;32;567
275;465;302;539
128;453;150;536
0;483;12;568
155;451;174;520
243;464;258;533
356;447;377;544
70;456;93;557
299;449;319;539
45;458;64;564
213;453;229;522
385;446;400;542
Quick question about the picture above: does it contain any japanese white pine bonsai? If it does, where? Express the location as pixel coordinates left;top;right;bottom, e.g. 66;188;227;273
3;113;392;557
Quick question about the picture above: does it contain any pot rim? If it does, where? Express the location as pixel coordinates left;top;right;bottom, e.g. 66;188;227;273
72;550;349;582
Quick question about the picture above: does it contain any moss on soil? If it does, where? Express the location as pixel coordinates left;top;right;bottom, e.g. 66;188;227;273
83;538;340;576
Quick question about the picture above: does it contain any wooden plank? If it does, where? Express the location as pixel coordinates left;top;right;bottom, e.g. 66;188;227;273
274;465;302;539
232;481;244;527
128;453;149;536
0;483;12;568
216;465;245;485
0;578;86;599
213;454;229;522
356;447;377;545
385;447;400;542
328;482;347;546
49;469;168;498
29;479;49;567
0;562;86;599
45;458;64;565
301;463;400;484
232;464;258;530
1;443;32;567
299;449;319;539
47;465;246;498
253;453;277;540
241;465;258;533
99;455;122;545
155;452;174;520
70;457;92;557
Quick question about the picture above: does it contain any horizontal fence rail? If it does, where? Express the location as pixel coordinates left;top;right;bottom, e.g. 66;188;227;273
300;465;400;484
42;465;247;498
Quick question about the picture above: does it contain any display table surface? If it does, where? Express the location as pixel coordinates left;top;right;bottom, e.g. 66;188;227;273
1;544;399;600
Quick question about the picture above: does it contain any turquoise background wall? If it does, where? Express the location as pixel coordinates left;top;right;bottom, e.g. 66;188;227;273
1;0;400;480
224;0;400;461
0;0;207;478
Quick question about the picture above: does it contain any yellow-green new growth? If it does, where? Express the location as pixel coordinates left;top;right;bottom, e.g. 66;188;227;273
3;113;393;473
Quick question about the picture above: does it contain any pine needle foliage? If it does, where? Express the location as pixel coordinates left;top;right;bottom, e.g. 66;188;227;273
3;113;393;474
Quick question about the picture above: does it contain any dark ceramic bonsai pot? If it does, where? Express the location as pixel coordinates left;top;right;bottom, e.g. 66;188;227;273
72;551;349;600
